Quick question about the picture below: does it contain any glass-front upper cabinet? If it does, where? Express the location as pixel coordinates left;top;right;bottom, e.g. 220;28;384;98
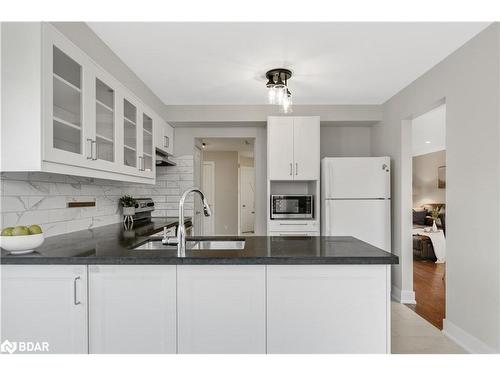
142;113;153;172
123;99;137;169
95;78;115;163
52;46;83;155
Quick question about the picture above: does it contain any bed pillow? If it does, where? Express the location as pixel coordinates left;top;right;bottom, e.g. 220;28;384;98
413;209;427;225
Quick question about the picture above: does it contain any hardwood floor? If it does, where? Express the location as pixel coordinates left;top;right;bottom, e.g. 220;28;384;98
406;259;445;330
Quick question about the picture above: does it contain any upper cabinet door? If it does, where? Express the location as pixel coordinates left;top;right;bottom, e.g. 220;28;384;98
122;98;138;170
42;26;92;167
268;117;294;180
293;116;320;180
94;76;116;164
141;111;154;175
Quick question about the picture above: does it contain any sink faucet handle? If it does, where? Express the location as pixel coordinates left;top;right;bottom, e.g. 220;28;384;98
202;197;212;217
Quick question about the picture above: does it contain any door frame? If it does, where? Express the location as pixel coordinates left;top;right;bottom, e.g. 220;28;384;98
202;161;215;235
238;164;256;235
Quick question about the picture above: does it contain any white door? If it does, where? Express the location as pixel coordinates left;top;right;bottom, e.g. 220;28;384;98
202;161;215;235
293;116;320;180
88;265;176;354
1;265;88;354
268;117;294;180
193;146;203;235
267;265;389;353
321;157;391;199
177;265;266;353
322;199;391;251
240;166;255;234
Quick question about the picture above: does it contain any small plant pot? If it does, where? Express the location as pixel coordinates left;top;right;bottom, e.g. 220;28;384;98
122;206;136;216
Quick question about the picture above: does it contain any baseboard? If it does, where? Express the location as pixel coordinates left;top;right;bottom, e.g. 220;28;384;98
443;319;497;354
391;285;416;304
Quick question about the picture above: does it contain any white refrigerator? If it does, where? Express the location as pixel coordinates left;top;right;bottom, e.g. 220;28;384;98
321;157;391;251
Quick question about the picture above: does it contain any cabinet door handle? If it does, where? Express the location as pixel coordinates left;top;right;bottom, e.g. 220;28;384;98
93;140;98;160
289;163;293;176
164;136;169;148
86;138;93;159
73;276;81;305
295;163;298;175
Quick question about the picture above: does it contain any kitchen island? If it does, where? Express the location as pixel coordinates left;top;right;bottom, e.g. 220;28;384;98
1;220;397;354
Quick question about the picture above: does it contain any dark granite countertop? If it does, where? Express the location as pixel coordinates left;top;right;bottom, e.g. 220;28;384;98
1;218;398;265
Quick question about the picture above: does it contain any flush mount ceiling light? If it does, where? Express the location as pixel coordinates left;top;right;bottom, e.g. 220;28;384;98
265;68;293;114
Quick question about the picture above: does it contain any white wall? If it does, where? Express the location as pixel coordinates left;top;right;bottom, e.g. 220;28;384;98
320;126;372;158
202;151;239;235
412;151;446;207
371;24;500;352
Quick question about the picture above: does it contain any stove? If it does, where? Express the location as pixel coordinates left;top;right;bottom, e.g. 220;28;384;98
133;198;155;221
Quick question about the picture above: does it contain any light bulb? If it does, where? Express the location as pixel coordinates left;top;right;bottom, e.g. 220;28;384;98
268;87;276;104
275;86;285;105
281;91;293;114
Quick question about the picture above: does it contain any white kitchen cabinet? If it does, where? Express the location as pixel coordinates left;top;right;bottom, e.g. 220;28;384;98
1;22;158;184
266;265;390;354
177;265;266;353
267;116;295;180
88;265;176;354
267;116;320;181
155;117;175;156
1;265;88;354
293;116;321;180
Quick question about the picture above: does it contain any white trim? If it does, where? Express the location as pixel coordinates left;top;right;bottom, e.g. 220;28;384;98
391;285;416;304
443;319;496;354
202;160;215;236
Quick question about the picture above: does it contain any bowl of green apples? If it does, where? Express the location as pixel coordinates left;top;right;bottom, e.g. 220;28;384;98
0;225;44;254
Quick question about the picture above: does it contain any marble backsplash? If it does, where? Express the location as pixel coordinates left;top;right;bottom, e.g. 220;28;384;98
0;155;194;237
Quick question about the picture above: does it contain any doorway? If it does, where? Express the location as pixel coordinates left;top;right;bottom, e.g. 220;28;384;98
408;104;447;329
196;137;255;236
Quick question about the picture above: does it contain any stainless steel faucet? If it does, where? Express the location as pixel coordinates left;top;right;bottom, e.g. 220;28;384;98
162;187;211;257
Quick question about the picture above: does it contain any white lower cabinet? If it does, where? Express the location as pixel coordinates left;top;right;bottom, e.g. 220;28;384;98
0;265;88;354
1;264;390;354
88;265;176;354
266;265;390;353
177;265;266;354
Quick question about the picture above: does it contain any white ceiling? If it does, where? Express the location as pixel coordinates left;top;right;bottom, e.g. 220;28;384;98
88;22;489;105
412;104;446;156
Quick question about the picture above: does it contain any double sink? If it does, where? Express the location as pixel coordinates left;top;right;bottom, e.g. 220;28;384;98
133;238;246;251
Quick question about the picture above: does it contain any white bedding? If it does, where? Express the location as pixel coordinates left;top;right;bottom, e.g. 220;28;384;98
413;227;446;263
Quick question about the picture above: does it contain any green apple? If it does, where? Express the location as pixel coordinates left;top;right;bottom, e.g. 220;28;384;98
1;227;14;236
12;226;30;236
28;224;43;235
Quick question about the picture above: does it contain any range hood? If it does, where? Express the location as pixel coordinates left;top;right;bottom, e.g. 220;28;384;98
155;149;176;167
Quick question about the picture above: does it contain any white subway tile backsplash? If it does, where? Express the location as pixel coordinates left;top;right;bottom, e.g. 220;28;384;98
0;155;194;237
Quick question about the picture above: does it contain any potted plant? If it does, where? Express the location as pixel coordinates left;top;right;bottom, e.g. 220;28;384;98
120;195;137;217
430;205;442;232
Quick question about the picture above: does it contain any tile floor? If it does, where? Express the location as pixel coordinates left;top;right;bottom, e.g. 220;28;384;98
391;301;466;354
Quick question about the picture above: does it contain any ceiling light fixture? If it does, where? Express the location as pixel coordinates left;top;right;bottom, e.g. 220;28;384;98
265;68;293;113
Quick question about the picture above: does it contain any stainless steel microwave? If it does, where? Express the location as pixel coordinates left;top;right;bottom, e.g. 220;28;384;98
271;195;314;219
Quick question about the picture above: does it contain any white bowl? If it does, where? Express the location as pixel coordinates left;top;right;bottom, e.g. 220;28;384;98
0;233;45;254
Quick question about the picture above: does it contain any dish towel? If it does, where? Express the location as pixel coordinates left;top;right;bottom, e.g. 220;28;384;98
412;228;446;263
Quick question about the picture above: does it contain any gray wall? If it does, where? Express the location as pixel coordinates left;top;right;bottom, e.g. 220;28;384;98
372;23;500;352
320;126;372;158
203;151;239;235
412;151;446;208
